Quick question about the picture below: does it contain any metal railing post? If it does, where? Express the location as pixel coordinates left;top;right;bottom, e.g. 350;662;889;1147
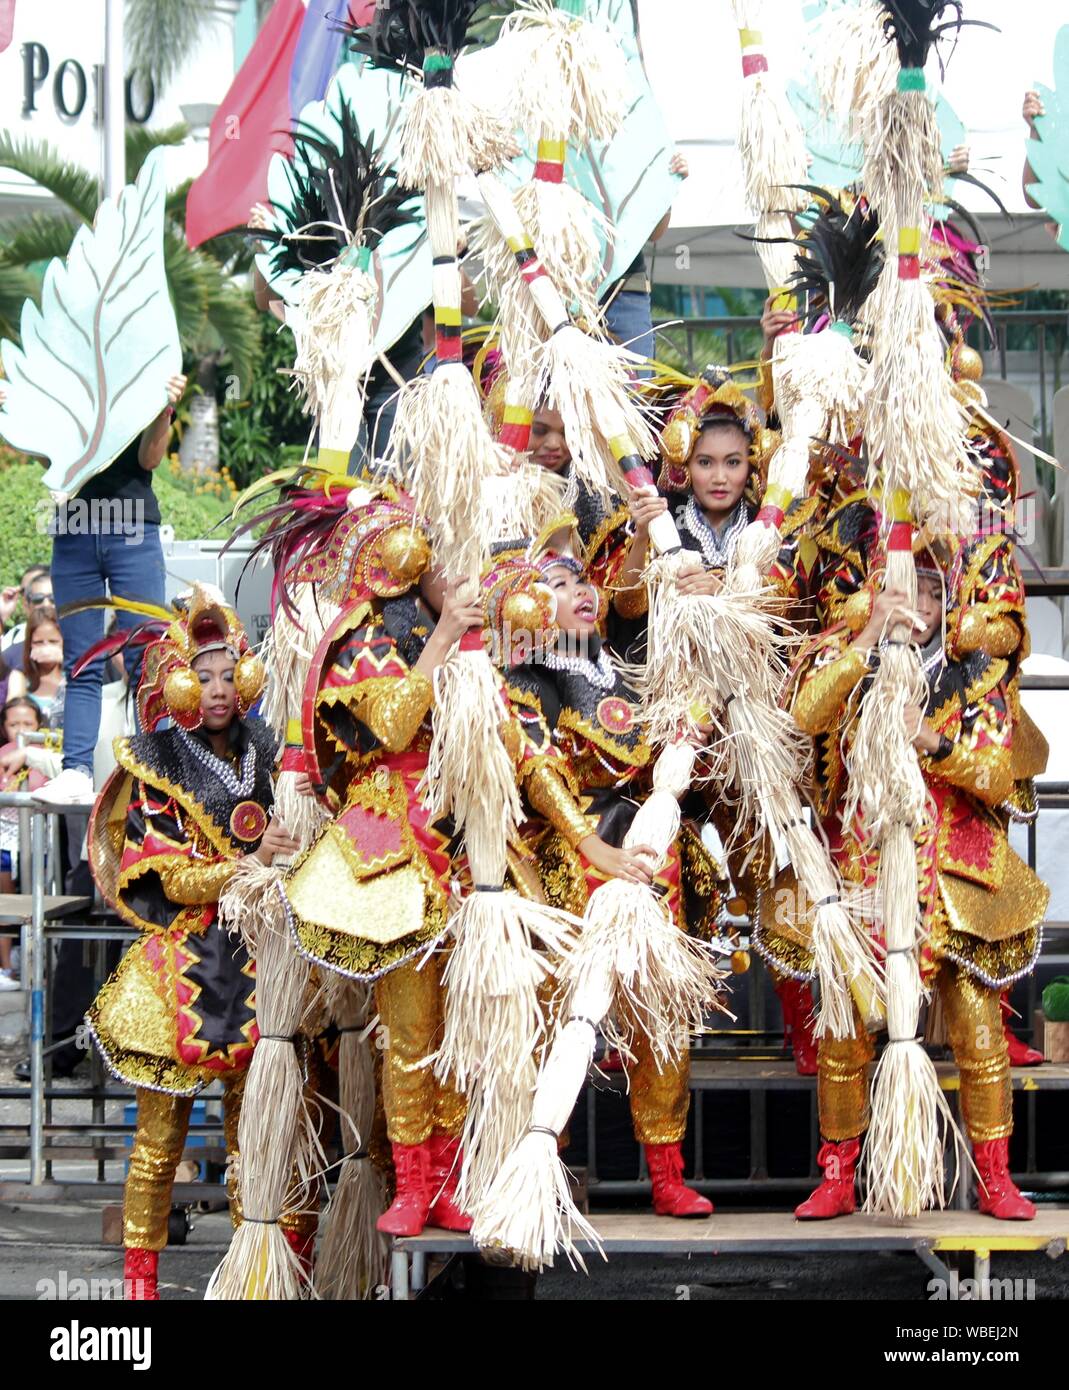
29;809;46;1185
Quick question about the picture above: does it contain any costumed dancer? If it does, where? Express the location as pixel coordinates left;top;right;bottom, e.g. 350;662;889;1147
278;494;481;1239
210;108;423;1299
613;371;823;1074
934;256;1049;1068
81;587;303;1299
498;542;728;1225
769;515;1046;1220
472;548;730;1269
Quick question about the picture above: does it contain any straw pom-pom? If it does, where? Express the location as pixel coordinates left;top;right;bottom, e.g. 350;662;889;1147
390;366;511;580
499;0;630;144
808;0;897;133
396;84;516;189
287;264;378;424
537;327;658;508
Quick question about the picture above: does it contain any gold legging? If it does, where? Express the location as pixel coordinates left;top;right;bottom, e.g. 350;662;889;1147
123;1071;319;1250
624;1024;690;1146
124;1075;244;1252
374;957;465;1147
817;962;1011;1143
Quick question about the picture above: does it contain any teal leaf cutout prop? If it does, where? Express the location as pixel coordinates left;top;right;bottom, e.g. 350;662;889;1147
0;148;181;495
503;0;679;298
256;56;431;357
1029;23;1069;253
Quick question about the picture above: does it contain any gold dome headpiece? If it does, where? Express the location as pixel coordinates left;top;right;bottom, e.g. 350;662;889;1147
658;368;775;496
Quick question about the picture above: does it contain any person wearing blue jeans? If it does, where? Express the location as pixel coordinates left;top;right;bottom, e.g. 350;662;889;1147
35;374;186;807
600;152;690;375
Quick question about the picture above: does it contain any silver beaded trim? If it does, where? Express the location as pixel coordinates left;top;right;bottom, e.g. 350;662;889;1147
542;645;617;690
678;496;748;569
177;728;258;798
937;925;1043;991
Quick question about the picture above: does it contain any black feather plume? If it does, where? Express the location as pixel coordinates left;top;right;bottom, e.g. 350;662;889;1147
880;2;997;71
335;0;494;72
789;196;885;329
251;97;419;277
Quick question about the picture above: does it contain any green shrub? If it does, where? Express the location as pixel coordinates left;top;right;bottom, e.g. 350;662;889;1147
0;455;52;586
153;455;239;540
0;452;242;587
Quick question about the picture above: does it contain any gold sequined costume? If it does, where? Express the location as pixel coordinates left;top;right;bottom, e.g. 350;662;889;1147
764;498;1048;1145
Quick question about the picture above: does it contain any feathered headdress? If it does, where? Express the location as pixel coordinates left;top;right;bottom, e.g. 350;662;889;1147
66;585;264;733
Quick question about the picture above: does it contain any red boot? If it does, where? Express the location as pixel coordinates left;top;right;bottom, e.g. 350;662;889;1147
123;1247;159;1301
644;1143;713;1218
775;978;817;1076
795;1138;859;1220
974;1138;1036;1220
426;1132;472;1233
376;1141;432;1236
283;1226;316;1284
1000;993;1044;1066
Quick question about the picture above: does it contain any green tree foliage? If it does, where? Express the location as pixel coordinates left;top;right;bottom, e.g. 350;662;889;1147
217;314;308;490
0;126;261;392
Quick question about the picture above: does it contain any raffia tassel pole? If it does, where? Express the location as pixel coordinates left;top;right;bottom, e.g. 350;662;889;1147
731;5;809;303
390;179;510;581
848;513;963;1216
476;170;659;509
316;981;388;1301
473;742;726;1269
850;8;974;1215
208;874;320;1300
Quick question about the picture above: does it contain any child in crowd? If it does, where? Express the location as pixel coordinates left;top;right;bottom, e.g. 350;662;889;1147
9;606;65;724
0;695;45;988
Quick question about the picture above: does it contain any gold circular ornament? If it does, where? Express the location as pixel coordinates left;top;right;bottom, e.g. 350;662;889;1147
234;651;266;710
501;589;551;636
163;665;202;723
952;344;983;383
661;409;698;465
380;526;431;586
730;949;751;974
726;894;748;917
750;425;780;469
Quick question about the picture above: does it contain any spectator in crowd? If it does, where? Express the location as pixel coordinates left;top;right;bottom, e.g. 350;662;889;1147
8;605;64;722
8;632;133;1079
0;566;54;672
0;695;44;989
601;152;689;368
34;373;186;808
